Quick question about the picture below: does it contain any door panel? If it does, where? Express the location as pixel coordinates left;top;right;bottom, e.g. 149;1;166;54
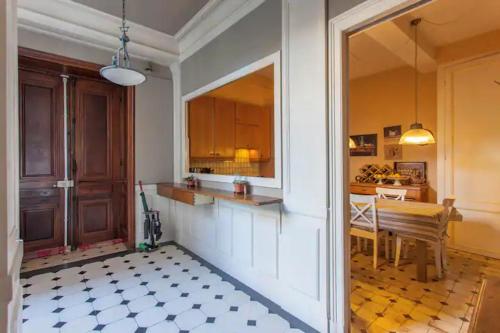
75;79;123;245
19;70;65;253
79;91;111;180
78;198;113;242
22;85;56;177
441;53;500;256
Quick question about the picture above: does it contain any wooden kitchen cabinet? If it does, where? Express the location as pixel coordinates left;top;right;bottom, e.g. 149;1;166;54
188;97;272;162
235;103;272;161
213;98;235;158
189;96;236;159
188;96;214;158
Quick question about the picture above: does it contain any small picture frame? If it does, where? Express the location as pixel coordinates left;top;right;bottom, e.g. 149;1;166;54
394;161;427;184
384;144;403;160
384;125;402;140
350;134;377;156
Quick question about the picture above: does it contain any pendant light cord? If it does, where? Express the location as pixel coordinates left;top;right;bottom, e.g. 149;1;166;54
412;18;421;124
122;0;127;32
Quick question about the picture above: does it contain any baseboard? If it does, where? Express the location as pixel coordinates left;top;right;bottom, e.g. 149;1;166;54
448;244;500;260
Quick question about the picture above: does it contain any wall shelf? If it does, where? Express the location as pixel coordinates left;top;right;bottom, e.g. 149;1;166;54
157;183;283;207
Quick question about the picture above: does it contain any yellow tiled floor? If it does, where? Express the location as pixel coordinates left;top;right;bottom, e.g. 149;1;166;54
351;247;500;333
21;242;128;273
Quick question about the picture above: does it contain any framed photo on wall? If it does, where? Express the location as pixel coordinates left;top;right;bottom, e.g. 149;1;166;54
384;144;402;160
350;134;377;156
394;161;427;184
384;125;402;139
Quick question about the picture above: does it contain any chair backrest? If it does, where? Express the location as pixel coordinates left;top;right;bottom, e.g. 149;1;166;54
439;197;456;234
376;187;407;201
350;194;378;231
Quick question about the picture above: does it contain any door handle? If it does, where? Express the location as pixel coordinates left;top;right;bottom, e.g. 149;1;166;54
54;180;75;188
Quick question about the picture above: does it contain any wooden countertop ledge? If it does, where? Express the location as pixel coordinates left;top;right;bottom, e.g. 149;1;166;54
157;183;282;207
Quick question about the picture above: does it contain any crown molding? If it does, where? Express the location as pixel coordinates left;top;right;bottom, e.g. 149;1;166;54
176;0;266;62
17;0;179;66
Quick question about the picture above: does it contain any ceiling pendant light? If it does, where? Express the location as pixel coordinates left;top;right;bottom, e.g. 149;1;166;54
399;18;435;145
100;0;146;86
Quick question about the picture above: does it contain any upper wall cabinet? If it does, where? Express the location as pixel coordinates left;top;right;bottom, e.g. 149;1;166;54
214;98;236;159
188;97;271;162
188;96;214;159
235;103;271;161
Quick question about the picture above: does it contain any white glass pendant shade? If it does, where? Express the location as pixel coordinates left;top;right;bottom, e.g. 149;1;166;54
100;66;146;86
100;0;146;86
399;123;436;145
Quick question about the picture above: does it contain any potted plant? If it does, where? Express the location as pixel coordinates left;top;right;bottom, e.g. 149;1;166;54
233;177;249;195
184;175;197;188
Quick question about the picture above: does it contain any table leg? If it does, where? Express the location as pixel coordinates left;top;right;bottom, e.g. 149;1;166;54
416;240;427;282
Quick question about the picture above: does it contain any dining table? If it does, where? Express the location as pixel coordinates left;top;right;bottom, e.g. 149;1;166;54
352;198;462;282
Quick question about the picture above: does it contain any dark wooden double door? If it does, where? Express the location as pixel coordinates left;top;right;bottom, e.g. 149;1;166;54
19;70;129;253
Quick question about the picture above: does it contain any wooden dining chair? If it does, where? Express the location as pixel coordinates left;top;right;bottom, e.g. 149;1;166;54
376;187;407;201
394;198;455;279
350;194;389;269
376;187;407;258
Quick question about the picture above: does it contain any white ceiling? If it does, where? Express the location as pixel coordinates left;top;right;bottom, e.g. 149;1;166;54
72;0;209;36
349;0;500;79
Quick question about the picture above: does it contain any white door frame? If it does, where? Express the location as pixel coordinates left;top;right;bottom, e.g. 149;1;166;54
0;0;23;332
327;0;426;331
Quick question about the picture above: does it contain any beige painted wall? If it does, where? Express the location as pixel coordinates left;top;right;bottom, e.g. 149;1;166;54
349;67;438;202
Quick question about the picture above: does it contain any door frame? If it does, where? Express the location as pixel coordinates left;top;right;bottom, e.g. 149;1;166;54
18;47;136;249
327;0;428;331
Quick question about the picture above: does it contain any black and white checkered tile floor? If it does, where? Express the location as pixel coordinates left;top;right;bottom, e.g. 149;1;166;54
22;244;306;333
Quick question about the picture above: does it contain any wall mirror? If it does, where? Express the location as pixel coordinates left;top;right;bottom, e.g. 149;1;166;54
181;52;281;188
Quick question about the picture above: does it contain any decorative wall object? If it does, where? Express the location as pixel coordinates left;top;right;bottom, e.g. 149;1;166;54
384;144;403;160
354;164;393;183
384;125;402;139
394;161;427;184
350;134;377;156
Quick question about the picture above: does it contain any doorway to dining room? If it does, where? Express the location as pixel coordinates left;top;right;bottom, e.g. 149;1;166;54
329;0;500;332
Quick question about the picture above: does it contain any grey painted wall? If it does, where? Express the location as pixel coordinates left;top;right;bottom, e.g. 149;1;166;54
180;0;281;95
18;28;174;184
135;76;174;183
328;0;366;19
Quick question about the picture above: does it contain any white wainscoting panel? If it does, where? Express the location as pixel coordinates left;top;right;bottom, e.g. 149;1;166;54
216;204;233;257
253;212;279;278
231;207;253;267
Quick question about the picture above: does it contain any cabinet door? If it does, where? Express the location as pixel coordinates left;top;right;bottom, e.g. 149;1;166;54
188;96;214;158
214;98;235;158
235;103;272;161
257;106;272;161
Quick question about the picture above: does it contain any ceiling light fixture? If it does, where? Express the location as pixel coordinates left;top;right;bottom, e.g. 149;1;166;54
100;0;146;86
399;18;436;146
